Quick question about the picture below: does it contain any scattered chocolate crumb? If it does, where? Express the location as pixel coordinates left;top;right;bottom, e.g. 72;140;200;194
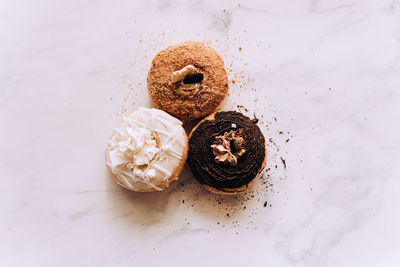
182;200;185;203
263;201;267;207
236;104;248;112
285;139;290;143
280;157;286;169
239;47;242;51
279;131;283;134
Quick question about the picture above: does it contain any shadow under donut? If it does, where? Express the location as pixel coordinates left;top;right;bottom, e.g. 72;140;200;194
105;171;182;227
105;164;261;228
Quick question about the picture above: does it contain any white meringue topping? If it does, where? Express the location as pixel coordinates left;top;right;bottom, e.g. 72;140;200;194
105;107;186;191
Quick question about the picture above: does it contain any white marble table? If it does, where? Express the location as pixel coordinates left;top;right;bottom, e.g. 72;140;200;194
2;0;400;266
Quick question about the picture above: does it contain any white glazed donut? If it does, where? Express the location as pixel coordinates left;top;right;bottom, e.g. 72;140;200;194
105;107;188;192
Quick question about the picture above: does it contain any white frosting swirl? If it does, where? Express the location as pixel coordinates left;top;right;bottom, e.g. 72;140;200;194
105;107;187;191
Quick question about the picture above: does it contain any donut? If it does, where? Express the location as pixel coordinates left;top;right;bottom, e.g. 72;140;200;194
187;111;267;195
147;41;229;122
105;107;188;192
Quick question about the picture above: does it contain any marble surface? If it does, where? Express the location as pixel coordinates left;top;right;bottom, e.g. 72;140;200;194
2;0;400;266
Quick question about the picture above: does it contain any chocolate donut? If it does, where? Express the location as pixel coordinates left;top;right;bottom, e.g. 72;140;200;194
187;111;267;194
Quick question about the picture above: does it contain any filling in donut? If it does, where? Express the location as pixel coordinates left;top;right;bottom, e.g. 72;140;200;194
170;65;203;93
211;129;246;166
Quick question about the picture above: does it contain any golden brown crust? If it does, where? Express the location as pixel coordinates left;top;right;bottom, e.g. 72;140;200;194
105;125;189;193
147;41;229;122
189;112;267;195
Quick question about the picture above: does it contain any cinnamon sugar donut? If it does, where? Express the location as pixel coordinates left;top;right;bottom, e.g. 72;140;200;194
147;41;229;122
